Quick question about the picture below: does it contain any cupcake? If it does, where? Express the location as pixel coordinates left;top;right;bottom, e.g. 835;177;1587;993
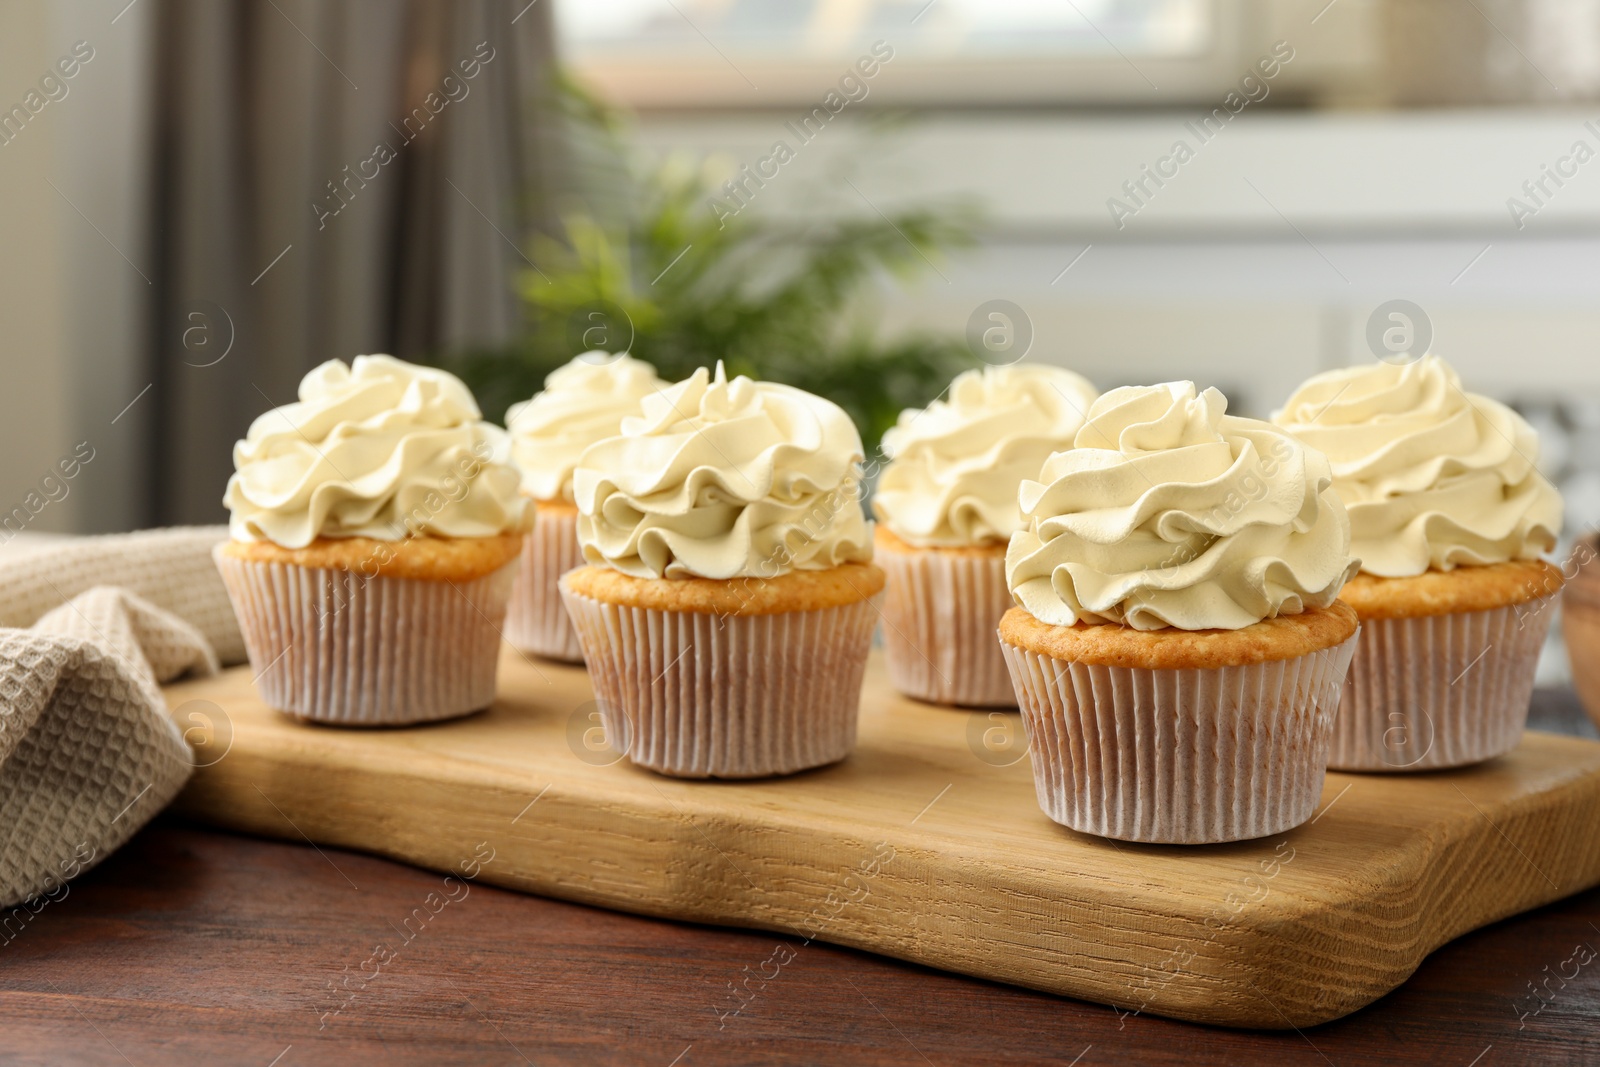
1275;355;1564;771
503;353;661;662
1000;382;1360;844
217;355;530;726
559;362;883;778
872;364;1097;707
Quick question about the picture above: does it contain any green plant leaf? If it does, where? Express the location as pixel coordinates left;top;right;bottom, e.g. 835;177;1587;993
432;79;983;456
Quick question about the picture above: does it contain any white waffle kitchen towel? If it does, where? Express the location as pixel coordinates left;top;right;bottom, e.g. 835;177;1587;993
0;527;242;909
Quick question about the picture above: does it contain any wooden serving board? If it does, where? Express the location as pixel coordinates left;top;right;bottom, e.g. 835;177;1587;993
162;649;1600;1029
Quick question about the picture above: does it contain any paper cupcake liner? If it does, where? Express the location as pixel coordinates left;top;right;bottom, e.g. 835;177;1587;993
879;547;1015;708
999;632;1358;844
1330;598;1556;772
1564;597;1600;733
215;548;518;726
504;509;585;663
560;581;882;778
1561;535;1600;731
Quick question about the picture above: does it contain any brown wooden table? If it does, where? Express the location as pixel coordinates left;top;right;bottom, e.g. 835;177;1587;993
4;690;1599;1067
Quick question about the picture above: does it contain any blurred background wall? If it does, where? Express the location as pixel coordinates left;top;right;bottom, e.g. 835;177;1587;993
563;0;1600;528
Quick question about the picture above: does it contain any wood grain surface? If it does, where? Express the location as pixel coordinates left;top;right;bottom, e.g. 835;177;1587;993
0;814;1597;1067
159;649;1600;1030
0;816;1595;1067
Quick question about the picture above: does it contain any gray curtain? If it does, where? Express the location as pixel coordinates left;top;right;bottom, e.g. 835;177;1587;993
143;0;563;526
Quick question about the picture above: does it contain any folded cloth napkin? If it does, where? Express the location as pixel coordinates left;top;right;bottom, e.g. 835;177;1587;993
0;527;243;909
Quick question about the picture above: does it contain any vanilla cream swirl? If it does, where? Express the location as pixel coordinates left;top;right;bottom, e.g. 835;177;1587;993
873;365;1098;547
505;353;661;503
225;354;529;548
574;363;872;580
1006;382;1357;631
1273;355;1562;577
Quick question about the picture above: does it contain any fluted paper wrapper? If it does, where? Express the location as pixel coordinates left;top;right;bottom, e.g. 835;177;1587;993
215;548;518;726
1330;598;1555;771
504;509;584;663
880;547;1014;708
1000;633;1358;844
560;581;881;778
1566;596;1600;733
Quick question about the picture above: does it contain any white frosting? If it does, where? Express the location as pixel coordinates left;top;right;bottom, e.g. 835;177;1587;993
573;363;873;580
225;354;529;548
1006;382;1358;631
1274;355;1562;577
873;365;1098;547
505;353;661;504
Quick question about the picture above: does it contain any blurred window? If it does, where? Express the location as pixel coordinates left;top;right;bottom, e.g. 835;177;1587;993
558;0;1248;109
561;0;1213;61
